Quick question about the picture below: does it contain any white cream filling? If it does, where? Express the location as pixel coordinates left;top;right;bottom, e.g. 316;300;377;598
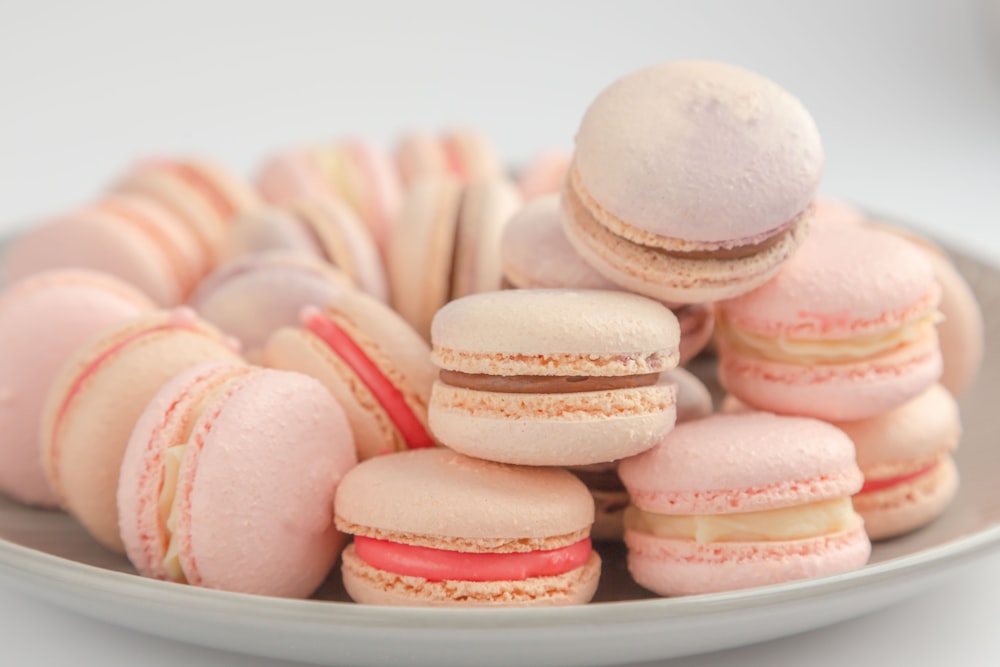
718;310;942;364
624;497;857;543
159;445;187;581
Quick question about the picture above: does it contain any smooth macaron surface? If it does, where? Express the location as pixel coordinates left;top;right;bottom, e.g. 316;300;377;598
0;270;155;507
334;448;600;606
41;308;243;552
118;362;356;597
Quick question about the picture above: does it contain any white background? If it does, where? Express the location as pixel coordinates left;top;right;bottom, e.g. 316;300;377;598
1;1;999;665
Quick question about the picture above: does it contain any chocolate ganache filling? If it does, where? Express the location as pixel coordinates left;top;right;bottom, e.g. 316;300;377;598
439;370;661;394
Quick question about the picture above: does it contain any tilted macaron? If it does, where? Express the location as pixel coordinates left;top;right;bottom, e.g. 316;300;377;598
264;289;437;461
220;199;388;301
0;270;154;507
517;149;570;201
562;60;821;304
117;361;357;597
188;251;354;363
4;193;208;305
715;224;943;421
114;157;260;265
41;308;243;551
501;194;714;364
395;129;505;188
571;366;714;541
256;140;401;256
837;384;960;540
335;448;600;607
619;413;871;596
428;289;680;466
388;174;521;340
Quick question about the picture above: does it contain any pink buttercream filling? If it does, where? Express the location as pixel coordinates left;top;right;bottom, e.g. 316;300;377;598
303;309;435;450
353;536;592;582
859;460;940;495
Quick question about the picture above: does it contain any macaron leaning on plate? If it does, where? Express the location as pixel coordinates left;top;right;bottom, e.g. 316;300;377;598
619;413;871;596
117;361;357;597
264;288;438;461
335;448;600;607
715;223;943;421
561;60;822;304
428;289;680;466
0;270;155;507
41;308;243;552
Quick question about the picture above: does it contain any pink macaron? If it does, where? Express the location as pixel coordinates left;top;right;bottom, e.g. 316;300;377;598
188;251;355;364
265;289;437;461
117;361;357;597
428;289;680;466
0;270;155;507
620;413;871;596
715;223;943;421
256;140;401;256
395;129;506;188
335;447;600;607
517;149;570;201
562;60;821;304
41;308;243;551
501;194;715;364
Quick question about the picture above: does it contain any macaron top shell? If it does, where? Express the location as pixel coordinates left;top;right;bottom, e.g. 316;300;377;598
619;413;863;515
718;224;939;339
335;448;593;543
573;60;823;244
431;289;680;376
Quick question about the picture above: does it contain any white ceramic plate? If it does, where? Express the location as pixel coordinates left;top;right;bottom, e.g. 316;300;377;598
1;247;999;667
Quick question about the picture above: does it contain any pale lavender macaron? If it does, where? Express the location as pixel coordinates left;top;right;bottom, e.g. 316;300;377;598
0;270;154;506
189;251;354;363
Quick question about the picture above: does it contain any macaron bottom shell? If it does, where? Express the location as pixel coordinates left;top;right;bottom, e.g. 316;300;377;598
341;545;602;607
853;455;959;541
624;525;872;597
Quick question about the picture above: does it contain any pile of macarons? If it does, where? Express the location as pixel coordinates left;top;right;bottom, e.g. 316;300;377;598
0;59;983;606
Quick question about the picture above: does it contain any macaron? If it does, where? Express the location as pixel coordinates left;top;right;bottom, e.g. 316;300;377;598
256;140;401;255
4;193;207;305
561;60;822;304
189;251;355;364
387;174;521;340
0;270;155;507
334;448;600;607
395;129;505;188
428;289;680;466
220;199;388;301
41;308;243;551
501;194;714;364
264;289;437;461
619;413;871;596
517;149;570;201
715;224;943;421
837;384;960;540
117;361;357;597
572;366;714;541
114;157;260;264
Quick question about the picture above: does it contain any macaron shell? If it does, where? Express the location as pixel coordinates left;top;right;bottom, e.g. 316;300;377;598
853;455;958;540
517;150;570;201
338;140;401;254
334;448;593;541
625;523;871;596
675;304;715;365
256;152;329;204
340;545;601;607
42;311;242;551
664;367;714;423
220;206;324;263
173;367;356;596
573;60;823;244
452;178;521;299
428;377;677;466
0;271;154;506
618;413;864;515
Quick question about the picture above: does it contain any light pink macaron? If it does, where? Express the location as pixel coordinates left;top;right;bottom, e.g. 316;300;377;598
188;251;355;363
395;129;506;188
0;270;155;507
501;194;715;364
256;140;401;256
715;224;943;421
562;60;821;304
334;447;600;607
620;413;871;596
117;361;356;597
517;149;570;201
40;308;243;551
